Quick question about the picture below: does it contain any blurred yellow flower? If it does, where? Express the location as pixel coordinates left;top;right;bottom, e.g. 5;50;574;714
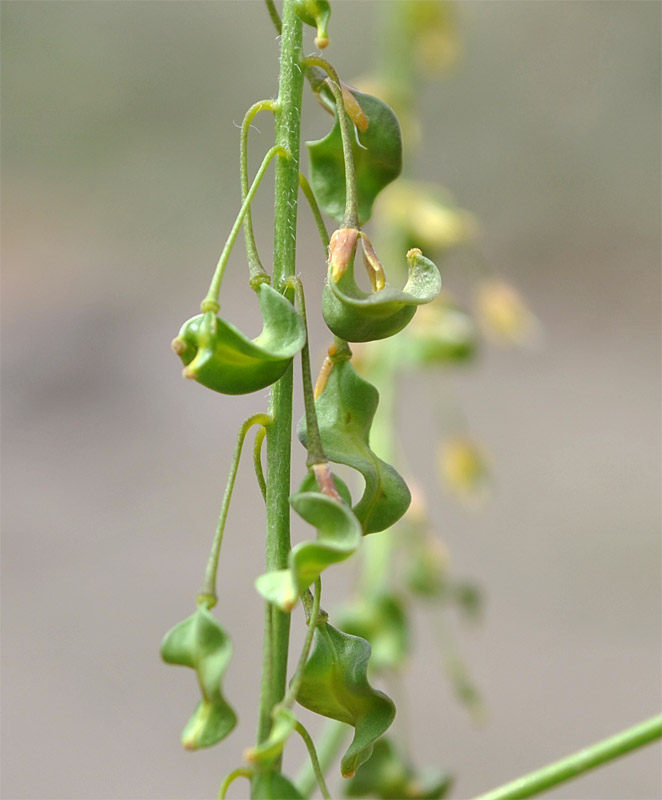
439;437;491;507
474;279;541;348
377;181;478;252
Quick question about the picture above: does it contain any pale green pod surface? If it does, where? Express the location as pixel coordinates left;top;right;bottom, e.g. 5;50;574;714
307;90;402;225
160;607;237;749
172;283;305;394
296;622;395;778
289;490;362;592
298;359;410;533
323;249;441;342
244;706;297;769
255;473;361;611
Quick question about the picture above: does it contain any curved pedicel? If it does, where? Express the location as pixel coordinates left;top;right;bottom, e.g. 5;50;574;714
322;241;441;342
172;282;305;395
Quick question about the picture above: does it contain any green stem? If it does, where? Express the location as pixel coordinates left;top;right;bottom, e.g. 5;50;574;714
299;171;330;251
241;100;278;281
254;2;305;789
198;413;272;607
287;277;327;467
294;720;332;800
472;715;662;800
301;56;360;229
295;720;350;799
264;0;282;36
281;578;321;709
218;767;253;800
202;144;286;313
253;425;268;502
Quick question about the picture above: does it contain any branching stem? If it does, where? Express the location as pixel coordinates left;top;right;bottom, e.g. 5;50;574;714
241;100;278;281
294;720;332;800
281;578;321;710
218;767;252;800
264;0;282;36
299;171;330;251
301;56;360;229
202;144;286;313
198;413;272;608
253;425;268;502
295;720;350;799
286;276;327;468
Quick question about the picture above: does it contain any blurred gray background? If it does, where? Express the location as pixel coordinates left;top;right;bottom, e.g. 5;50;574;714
1;1;660;799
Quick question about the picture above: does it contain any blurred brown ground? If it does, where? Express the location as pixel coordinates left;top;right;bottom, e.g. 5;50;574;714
1;2;660;799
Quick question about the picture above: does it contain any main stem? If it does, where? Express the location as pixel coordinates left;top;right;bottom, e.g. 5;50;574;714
254;1;305;789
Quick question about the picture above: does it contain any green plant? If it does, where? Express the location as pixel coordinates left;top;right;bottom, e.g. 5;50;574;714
161;3;661;799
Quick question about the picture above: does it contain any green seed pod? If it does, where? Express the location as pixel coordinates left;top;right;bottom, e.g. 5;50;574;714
293;0;331;48
172;283;305;395
244;706;297;768
307;89;402;224
160;607;237;750
255;472;360;612
297;621;396;778
298;356;411;533
322;244;441;342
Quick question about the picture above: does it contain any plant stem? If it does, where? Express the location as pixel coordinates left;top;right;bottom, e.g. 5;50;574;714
299;171;330;251
218;767;253;800
241;100;278;281
198;413;272;608
253;2;305;789
294;721;332;800
287;277;327;468
202;144;285;313
472;715;662;800
253;425;268;502
301;56;360;229
264;0;282;36
295;720;350;799
281;578;321;709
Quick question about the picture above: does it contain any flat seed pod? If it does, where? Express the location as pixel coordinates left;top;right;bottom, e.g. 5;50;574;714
299;359;410;533
307;89;402;225
296;621;395;778
244;706;297;768
255;474;361;611
323;248;441;342
172;283;305;395
160;607;237;749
